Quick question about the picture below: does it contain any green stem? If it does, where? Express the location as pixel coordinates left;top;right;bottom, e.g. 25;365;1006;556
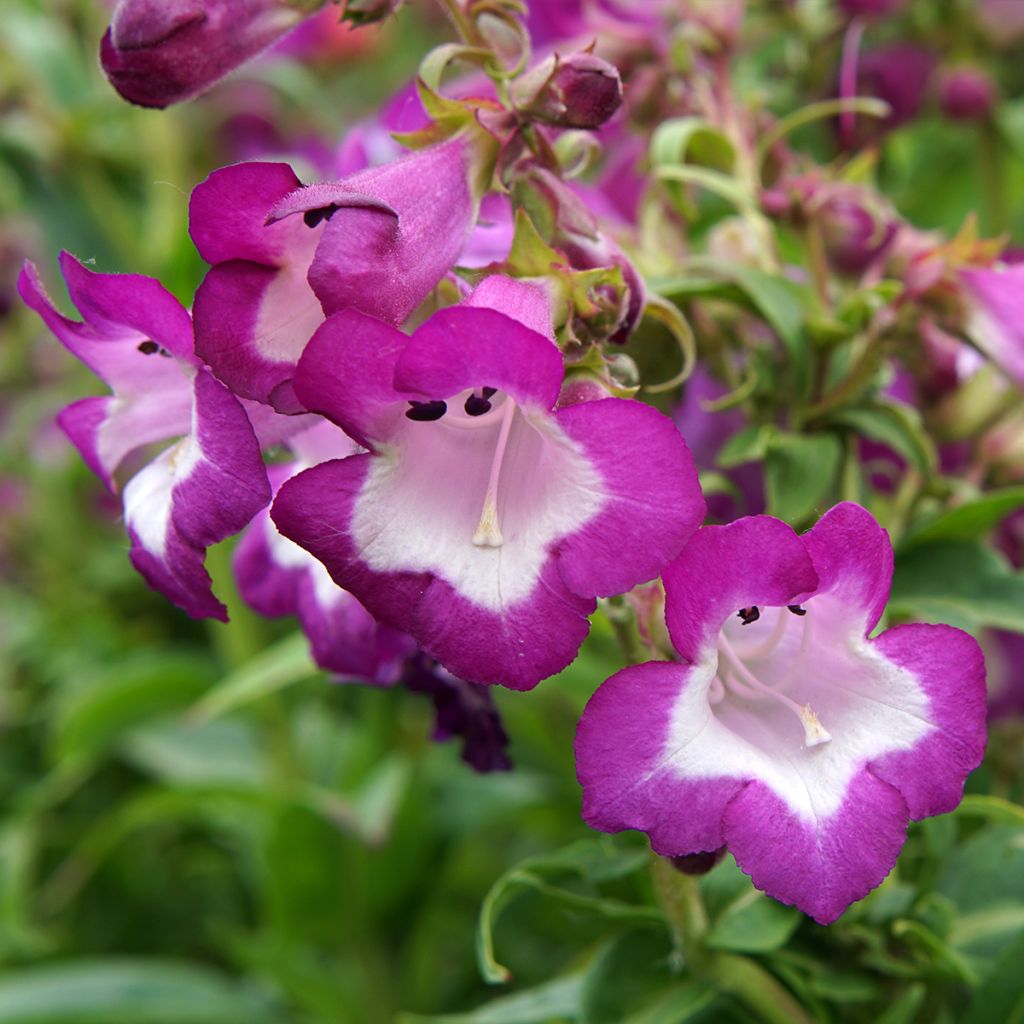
438;0;481;45
649;853;708;964
978;118;1009;235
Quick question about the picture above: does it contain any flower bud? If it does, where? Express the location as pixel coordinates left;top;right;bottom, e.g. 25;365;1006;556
819;193;897;276
975;0;1024;48
937;66;998;122
101;0;323;108
340;0;403;26
514;51;623;130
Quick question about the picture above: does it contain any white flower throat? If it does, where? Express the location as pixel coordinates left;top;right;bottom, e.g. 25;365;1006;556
710;604;832;748
404;387;518;549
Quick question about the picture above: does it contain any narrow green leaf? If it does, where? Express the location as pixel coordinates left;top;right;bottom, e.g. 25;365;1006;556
0;959;278;1024
187;633;317;726
399;971;585;1024
828;401;937;477
903;486;1024;549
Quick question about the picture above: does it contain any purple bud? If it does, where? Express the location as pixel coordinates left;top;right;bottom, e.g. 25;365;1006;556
101;0;321;108
515;51;623;130
938;66;998;122
819;194;897;276
670;848;727;875
837;0;905;17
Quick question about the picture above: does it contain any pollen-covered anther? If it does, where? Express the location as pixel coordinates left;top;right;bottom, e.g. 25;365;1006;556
738;606;760;625
800;704;832;747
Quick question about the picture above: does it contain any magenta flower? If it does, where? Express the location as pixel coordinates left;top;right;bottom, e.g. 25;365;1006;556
235;421;414;683
960;262;1024;387
938;66;998;121
18;253;270;620
271;276;705;690
190;136;482;411
576;503;986;923
101;0;319;109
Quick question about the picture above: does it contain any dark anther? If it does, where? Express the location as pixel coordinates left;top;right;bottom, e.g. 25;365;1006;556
158;348;172;358
787;605;807;616
737;606;760;625
405;399;448;422
137;340;160;355
482;387;497;399
303;205;339;229
464;394;492;416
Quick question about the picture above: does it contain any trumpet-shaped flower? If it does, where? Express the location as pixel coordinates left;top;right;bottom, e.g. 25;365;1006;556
271;276;704;690
18;253;270;620
234;421;414;682
190;136;481;411
576;503;986;923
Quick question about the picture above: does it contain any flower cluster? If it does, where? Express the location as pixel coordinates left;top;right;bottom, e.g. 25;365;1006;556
21;0;1002;928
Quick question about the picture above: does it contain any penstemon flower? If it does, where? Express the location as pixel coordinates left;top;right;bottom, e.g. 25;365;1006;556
190;134;488;411
234;420;414;683
575;502;986;923
271;275;705;690
18;253;270;620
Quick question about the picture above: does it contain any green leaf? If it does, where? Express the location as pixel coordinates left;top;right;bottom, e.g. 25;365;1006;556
650;118;736;172
622;984;717;1024
717;425;777;469
476;839;656;984
705;890;800;953
399;971;584;1024
962;931;1024;1024
50;654;215;766
902;486;1024;549
875;984;926;1024
186;632;317;726
581;930;679;1024
890;541;1024;632
828;401;937;477
0;959;278;1024
763;432;843;524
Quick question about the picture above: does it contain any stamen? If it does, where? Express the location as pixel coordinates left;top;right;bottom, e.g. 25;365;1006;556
137;340;159;355
303;205;338;228
405;400;447;422
717;633;831;748
737;606;760;625
472;397;516;548
464;393;492;417
787;604;807;616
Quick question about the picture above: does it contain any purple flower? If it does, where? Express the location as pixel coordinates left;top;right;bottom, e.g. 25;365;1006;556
271;276;705;690
234;420;414;681
18;253;270;620
100;0;319;109
403;655;512;772
844;43;935;143
960;262;1024;387
576;503;986;923
190;136;484;411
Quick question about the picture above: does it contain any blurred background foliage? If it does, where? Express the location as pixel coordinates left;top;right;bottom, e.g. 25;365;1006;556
2;1;1024;1022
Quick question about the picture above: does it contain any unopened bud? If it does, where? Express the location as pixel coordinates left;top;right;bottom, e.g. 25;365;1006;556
101;0;323;108
514;51;623;130
938;66;998;122
819;194;897;277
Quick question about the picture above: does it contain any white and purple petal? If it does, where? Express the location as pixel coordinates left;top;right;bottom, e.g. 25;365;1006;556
576;503;987;923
